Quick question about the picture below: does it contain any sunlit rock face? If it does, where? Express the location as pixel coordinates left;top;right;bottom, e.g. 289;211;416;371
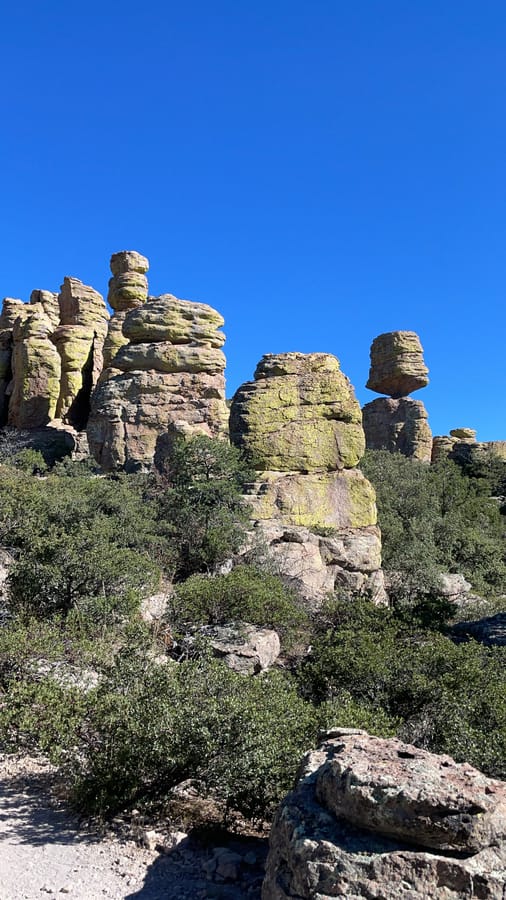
51;277;110;429
8;302;61;428
87;292;229;472
230;352;386;605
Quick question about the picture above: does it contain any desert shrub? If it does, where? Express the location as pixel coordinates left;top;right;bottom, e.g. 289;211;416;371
361;450;506;600
300;598;506;779
0;466;162;619
71;651;316;821
168;564;306;639
154;435;253;578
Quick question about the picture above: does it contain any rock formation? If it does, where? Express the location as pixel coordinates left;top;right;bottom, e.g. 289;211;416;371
0;298;25;424
263;728;506;899
432;428;506;467
230;353;386;604
366;331;429;397
363;330;432;461
87;293;229;471
50;277;109;429
102;250;149;374
8;301;61;428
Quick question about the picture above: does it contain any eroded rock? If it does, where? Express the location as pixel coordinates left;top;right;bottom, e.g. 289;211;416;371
366;331;429;397
262;729;506;899
362;396;432;461
88;293;228;471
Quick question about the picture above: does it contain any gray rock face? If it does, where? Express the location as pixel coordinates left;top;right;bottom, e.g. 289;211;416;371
262;729;506;899
362;396;432;461
452;611;506;647
182;623;281;675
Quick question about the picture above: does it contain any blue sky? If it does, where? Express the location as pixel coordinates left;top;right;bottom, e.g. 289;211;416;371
1;1;504;440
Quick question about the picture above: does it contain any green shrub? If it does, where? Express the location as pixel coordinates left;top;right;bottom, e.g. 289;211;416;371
71;651;317;821
154;435;253;579
169;564;306;639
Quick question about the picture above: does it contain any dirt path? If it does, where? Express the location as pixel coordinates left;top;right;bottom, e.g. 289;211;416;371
0;756;266;900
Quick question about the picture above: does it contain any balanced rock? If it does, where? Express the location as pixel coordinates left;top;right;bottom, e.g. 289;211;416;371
263;729;506;899
230;353;364;472
8;303;61;428
450;427;477;442
362;397;432;461
231;353;385;605
102;250;149;372
367;331;429;397
51;277;109;427
88;293;228;471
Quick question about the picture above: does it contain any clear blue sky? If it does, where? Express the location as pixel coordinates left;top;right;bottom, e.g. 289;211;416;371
1;1;504;440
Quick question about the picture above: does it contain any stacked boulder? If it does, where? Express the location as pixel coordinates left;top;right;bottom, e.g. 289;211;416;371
362;331;432;461
102;250;149;374
263;729;506;899
229;353;385;604
50;277;110;428
87;293;229;471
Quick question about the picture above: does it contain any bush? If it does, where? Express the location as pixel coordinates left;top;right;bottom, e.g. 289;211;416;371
154;435;253;579
360;450;506;601
300;598;506;779
168;564;306;639
71;651;317;821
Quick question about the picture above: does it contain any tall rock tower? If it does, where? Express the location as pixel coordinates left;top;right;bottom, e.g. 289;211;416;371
230;352;386;605
362;331;432;461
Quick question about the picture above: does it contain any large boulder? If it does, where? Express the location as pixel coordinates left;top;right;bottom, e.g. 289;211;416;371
366;331;429;397
180;623;281;675
362;396;432;461
263;729;506;899
230;353;364;472
88;293;228;471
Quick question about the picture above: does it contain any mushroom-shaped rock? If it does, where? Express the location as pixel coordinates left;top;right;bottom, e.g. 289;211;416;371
366;331;429;397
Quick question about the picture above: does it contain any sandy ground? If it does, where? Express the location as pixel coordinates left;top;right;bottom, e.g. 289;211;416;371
0;755;265;900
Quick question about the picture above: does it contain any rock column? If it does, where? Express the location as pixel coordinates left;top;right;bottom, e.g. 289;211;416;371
51;277;109;428
8;302;61;428
230;353;385;604
362;331;432;461
0;298;26;424
102;250;149;373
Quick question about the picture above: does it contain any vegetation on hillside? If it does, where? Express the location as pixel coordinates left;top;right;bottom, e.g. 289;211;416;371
0;440;505;826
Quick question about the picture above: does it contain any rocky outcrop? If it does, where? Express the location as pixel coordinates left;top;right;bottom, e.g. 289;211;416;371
432;429;506;468
363;331;432;460
452;611;506;647
366;331;429;397
88;293;228;471
180;623;281;675
102;251;149;373
0;298;25;423
263;728;506;899
8;302;61;428
362;396;432;461
51;277;109;428
230;353;386;604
